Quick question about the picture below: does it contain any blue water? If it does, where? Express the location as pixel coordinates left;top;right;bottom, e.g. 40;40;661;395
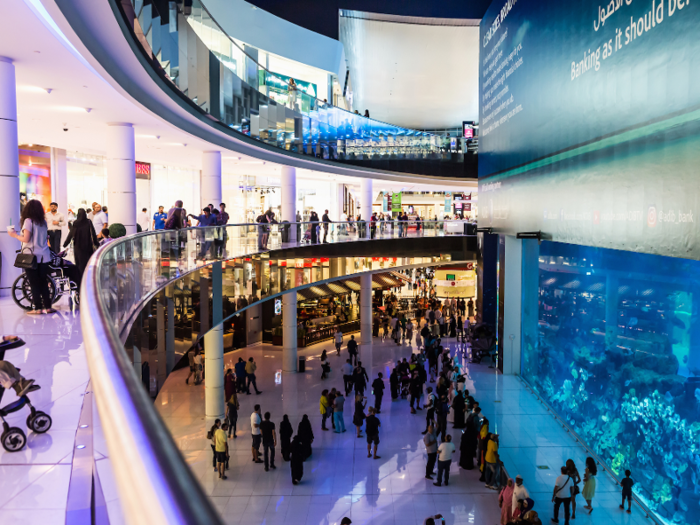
522;241;700;525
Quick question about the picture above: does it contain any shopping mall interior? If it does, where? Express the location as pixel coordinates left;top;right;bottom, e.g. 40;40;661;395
0;0;697;524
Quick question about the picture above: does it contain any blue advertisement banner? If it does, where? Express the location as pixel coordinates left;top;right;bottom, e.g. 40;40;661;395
478;0;700;261
479;0;700;179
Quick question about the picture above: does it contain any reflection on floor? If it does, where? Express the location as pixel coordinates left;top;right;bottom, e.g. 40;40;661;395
0;297;87;525
157;334;652;525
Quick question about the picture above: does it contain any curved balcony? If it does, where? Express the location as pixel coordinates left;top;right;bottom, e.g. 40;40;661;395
114;0;474;179
80;221;474;524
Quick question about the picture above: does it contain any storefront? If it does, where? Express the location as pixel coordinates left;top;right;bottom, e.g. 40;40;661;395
433;264;477;299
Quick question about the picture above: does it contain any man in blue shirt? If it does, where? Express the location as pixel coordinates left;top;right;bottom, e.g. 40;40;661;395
153;206;167;230
188;207;216;259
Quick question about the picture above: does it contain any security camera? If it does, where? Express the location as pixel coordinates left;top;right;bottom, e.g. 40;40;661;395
63;127;69;132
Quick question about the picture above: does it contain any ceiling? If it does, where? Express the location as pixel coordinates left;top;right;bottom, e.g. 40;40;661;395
340;11;480;130
1;0;475;195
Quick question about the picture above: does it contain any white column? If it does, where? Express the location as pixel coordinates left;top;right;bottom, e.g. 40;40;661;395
360;271;373;375
0;57;20;296
201;151;222;210
282;290;297;372
281;165;296;243
51;148;68;214
107;123;136;234
204;323;225;420
360;178;373;224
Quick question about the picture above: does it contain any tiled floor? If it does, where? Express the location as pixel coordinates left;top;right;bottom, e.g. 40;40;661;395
0;296;88;525
157;332;653;525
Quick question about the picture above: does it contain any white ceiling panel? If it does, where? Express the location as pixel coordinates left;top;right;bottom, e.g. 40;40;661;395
340;11;480;130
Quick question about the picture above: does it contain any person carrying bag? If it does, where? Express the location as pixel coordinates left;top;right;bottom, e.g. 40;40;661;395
552;466;572;524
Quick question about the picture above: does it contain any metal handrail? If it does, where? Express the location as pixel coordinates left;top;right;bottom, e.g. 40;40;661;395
80;221;473;524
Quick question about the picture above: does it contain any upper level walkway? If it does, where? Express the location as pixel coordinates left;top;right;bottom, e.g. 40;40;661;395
47;0;474;181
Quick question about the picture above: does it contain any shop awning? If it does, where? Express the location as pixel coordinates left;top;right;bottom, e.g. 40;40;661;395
296;271;409;301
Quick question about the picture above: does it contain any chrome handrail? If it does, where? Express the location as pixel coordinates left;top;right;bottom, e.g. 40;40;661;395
80;220;473;524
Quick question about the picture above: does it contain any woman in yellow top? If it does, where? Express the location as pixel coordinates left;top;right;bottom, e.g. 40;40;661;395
485;433;500;489
320;389;330;431
478;419;490;481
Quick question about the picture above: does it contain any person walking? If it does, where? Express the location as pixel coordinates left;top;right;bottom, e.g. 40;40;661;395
333;391;346;433
260;412;277;471
372;373;385;413
423;424;438;479
207;419;221;472
422;387;436;434
433;434;455;487
342;359;354;396
552;466;573;524
484;433;500;489
297;414;314;459
90;203;108;235
320;389;331;431
620;469;634;513
566;458;581;518
63;208;99;285
365;407;381;459
582;457;597;515
226;389;239;438
353;393;366;438
250;405;263;464
9;200;54;314
280;415;293;461
353;361;369;396
409;370;423;413
309;211;319;244
138;208;150;232
245;357;262;395
334;327;343;355
347;335;358;365
512;475;530;513
290;435;304;484
46;202;64;253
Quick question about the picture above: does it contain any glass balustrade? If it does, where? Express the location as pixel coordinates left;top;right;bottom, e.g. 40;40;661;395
116;0;471;177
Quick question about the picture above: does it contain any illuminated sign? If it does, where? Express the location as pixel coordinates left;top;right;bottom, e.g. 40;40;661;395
135;161;151;179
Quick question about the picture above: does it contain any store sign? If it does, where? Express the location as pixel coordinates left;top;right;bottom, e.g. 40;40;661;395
464;203;472;212
463;121;475;139
135;161;151;179
444;191;452;214
261;71;318;98
434;279;475;288
391;192;402;213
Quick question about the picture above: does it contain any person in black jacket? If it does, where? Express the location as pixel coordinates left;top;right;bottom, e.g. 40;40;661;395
347;335;358;365
372;373;385;413
321;209;332;243
63;208;98;284
309;211;319;244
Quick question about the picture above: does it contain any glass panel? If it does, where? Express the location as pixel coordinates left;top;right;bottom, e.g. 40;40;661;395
523;240;700;524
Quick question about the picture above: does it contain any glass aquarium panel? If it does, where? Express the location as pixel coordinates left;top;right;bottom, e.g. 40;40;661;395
522;240;700;525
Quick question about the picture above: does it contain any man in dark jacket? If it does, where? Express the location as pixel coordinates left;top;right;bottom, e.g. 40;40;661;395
234;357;247;393
322;209;332;243
409;370;423;413
372;373;385;413
347;335;358;365
353;361;369;396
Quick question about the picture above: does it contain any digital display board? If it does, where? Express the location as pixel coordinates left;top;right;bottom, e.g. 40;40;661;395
478;0;700;260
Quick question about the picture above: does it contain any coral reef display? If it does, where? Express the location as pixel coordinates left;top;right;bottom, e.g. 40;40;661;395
522;241;700;525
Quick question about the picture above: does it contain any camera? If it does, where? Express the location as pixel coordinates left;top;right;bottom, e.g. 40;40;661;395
63;127;68;132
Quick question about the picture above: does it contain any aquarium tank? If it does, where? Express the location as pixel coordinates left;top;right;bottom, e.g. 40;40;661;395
521;241;700;525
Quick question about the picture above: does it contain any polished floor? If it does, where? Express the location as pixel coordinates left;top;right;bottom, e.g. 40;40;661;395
157;332;651;525
0;296;88;525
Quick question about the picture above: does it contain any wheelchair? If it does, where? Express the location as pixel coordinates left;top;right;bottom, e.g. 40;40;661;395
11;251;80;310
0;337;53;452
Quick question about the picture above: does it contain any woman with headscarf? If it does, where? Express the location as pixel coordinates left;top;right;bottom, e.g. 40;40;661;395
353;393;366;438
297;414;314;460
499;478;515;524
63;208;98;284
389;367;400;400
290;435;304;484
309;211;319;244
452;390;466;428
279;415;293;461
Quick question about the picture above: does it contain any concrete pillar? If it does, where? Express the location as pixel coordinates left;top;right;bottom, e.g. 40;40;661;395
281;165;296;243
282;290;297;372
205;262;224;420
107;123;136;234
166;288;175;375
0;57;20;296
360;178;372;238
201;151;222;210
360;272;373;375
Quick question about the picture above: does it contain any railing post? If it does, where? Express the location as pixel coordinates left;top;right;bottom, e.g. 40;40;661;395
282;289;298;373
166;286;175;375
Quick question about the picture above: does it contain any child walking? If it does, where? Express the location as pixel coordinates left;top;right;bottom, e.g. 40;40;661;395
620;469;634;513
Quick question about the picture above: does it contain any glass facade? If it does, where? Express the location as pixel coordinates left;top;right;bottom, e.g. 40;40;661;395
522;241;700;524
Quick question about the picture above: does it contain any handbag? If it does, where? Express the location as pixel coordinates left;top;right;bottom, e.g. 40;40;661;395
14;225;37;270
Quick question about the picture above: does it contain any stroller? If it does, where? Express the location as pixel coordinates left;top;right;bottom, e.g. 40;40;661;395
0;337;52;452
399;374;411;399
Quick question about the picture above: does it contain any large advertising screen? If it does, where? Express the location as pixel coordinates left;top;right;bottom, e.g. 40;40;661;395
478;0;700;259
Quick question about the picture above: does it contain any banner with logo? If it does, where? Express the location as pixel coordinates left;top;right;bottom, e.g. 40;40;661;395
391;192;402;213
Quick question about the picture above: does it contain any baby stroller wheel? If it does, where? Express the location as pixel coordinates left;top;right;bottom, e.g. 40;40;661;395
27;412;52;434
2;427;27;452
